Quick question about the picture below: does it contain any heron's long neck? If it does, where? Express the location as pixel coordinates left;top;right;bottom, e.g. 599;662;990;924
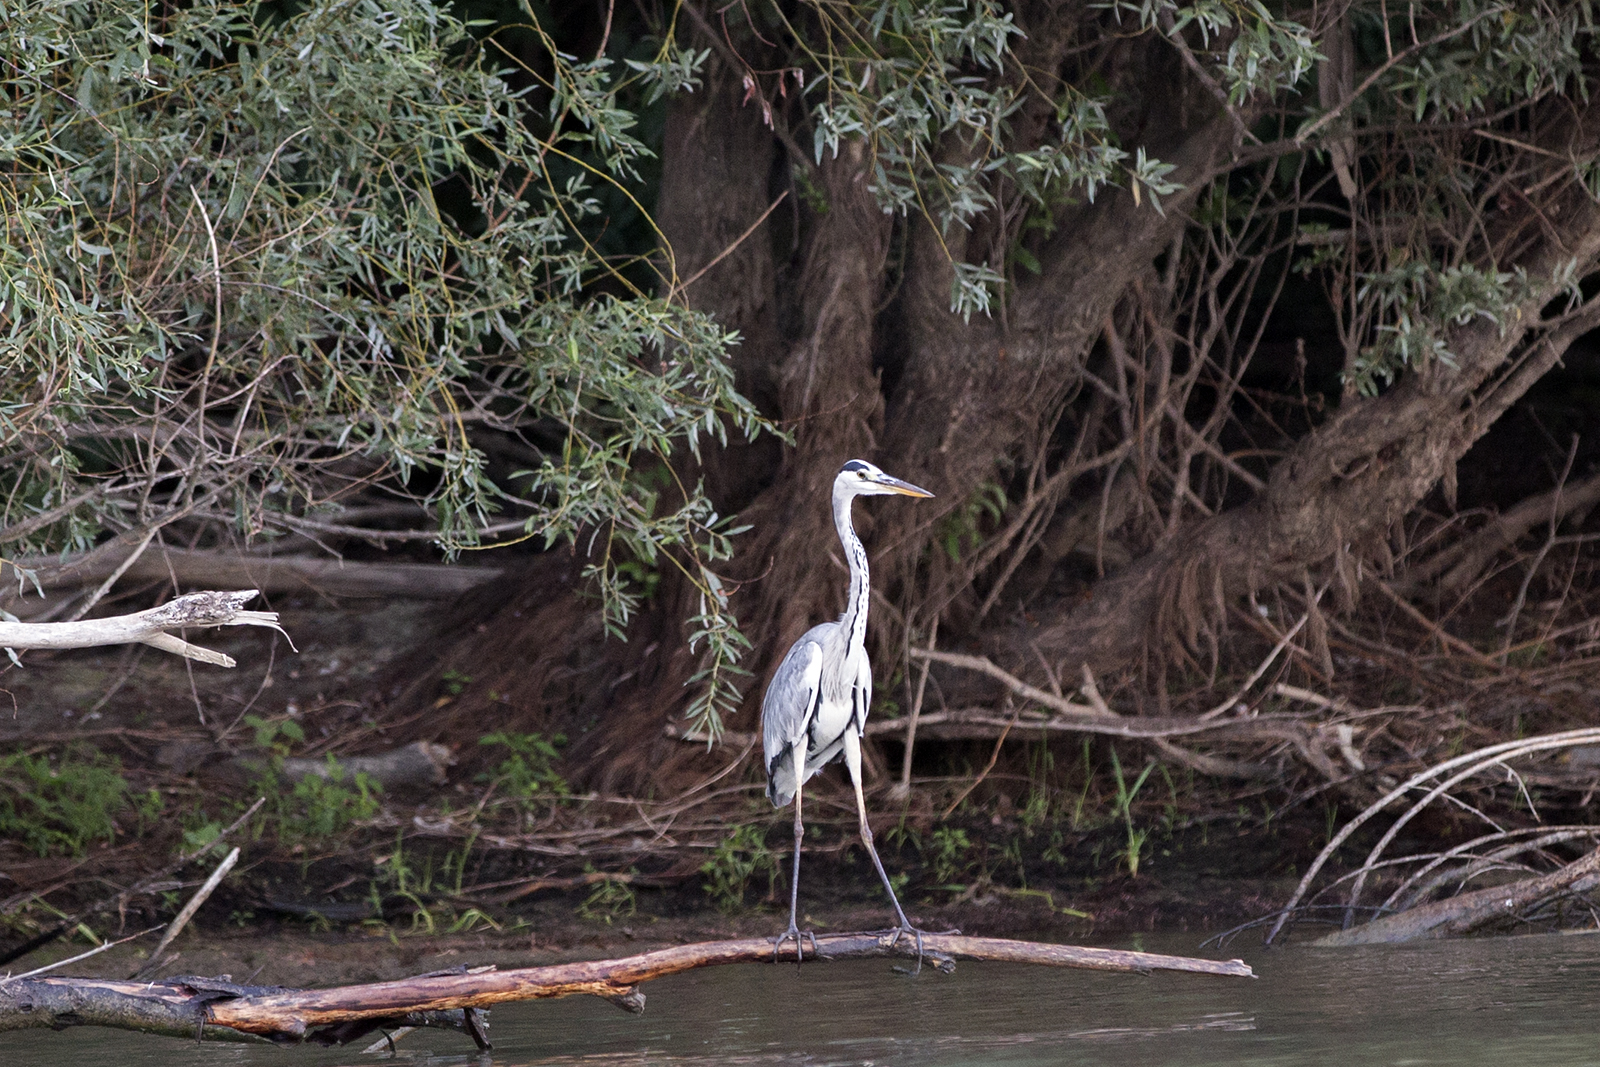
833;487;870;650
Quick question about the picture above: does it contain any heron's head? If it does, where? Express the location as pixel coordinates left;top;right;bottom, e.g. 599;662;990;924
836;459;934;499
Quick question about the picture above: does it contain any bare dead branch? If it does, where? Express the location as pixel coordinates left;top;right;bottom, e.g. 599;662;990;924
133;848;240;981
1314;845;1600;945
0;590;285;666
1268;727;1600;945
907;649;1110;719
0;933;1252;1046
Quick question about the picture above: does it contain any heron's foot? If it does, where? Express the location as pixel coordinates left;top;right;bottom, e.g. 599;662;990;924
881;922;926;972
771;924;818;964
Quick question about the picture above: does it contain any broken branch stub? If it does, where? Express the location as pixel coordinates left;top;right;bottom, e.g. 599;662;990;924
0;589;287;667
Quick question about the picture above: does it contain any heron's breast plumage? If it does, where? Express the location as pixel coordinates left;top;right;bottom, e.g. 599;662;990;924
762;621;872;807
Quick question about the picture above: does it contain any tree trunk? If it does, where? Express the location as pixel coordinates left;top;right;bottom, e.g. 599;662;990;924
1027;107;1600;681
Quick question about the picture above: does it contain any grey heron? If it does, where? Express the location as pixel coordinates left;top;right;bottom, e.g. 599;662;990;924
762;458;933;961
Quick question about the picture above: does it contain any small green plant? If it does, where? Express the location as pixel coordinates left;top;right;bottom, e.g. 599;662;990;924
244;713;306;755
1042;827;1070;867
271;757;382;845
1108;747;1155;878
1069;737;1095;830
1021;743;1055;832
447;908;501;934
130;786;164;833
926;826;974;888
935;482;1006;562
0;747;129;856
701;825;778;913
440;669;474;696
182;818;226;857
478;732;569;801
578;870;638;924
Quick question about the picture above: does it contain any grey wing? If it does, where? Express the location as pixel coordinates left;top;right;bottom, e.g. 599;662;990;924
850;646;873;735
761;629;826;807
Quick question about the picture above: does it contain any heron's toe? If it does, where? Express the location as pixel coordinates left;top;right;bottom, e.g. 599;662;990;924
771;924;810;963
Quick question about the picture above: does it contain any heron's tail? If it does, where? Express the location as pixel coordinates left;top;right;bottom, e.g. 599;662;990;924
766;746;797;808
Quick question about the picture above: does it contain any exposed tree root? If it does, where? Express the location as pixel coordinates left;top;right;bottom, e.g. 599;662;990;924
0;933;1252;1048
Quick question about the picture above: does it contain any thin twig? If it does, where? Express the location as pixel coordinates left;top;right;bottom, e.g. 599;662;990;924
907;649;1109;719
1197;587;1322;721
898;618;938;795
941;700;1020;818
672;190;789;297
1371;581;1500;669
1;926;165;985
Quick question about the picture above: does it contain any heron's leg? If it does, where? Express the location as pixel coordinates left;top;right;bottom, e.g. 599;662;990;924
773;738;811;964
842;731;919;960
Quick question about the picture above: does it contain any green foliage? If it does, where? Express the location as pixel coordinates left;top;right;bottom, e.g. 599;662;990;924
182;817;227;858
1378;2;1591;123
1347;260;1570;396
439;670;473;697
0;0;766;737
366;831;483;934
577;870;638;924
1020;743;1055;832
478;731;568;800
926;825;974;887
265;757;382;845
786;1;1163;318
1101;0;1318;104
701;824;778;912
244;713;306;756
1108;746;1155;878
0;748;129;856
935;481;1006;563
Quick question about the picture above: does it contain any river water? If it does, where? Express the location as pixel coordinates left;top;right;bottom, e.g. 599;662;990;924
9;931;1600;1065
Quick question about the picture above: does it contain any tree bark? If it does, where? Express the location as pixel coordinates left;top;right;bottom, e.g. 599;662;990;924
1027;107;1600;679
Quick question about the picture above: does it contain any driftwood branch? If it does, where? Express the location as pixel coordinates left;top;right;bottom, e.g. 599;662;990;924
0;932;1252;1047
1269;727;1600;945
0;589;285;666
670;705;1338;746
1314;845;1600;946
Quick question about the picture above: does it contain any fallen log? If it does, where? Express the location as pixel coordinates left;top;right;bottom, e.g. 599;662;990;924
1313;846;1600;946
0;931;1253;1048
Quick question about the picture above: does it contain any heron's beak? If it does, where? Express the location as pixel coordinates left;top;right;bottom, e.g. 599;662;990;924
874;474;934;498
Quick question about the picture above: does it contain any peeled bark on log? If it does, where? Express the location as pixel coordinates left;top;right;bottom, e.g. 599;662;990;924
1313;846;1600;946
0;932;1252;1047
